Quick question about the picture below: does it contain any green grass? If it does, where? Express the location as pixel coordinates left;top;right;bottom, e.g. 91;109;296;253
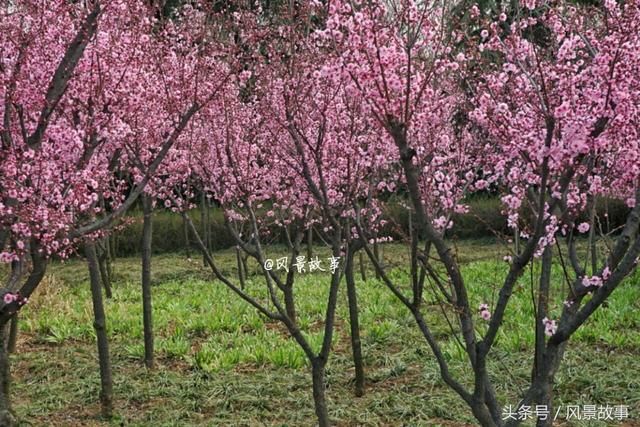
9;243;640;426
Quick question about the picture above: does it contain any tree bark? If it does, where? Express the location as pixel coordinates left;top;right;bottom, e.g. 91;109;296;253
311;360;331;427
110;233;117;260
345;250;365;397
105;235;113;286
183;214;191;258
0;325;16;426
85;242;113;418
534;248;553;427
98;242;112;299
6;315;18;354
241;252;249;277
201;192;207;266
206;197;212;252
236;246;246;290
533;247;552;380
141;195;154;369
588;200;597;274
373;241;381;280
283;285;297;326
306;226;313;260
358;251;367;282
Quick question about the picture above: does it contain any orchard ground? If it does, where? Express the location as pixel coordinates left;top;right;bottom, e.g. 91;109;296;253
9;241;640;426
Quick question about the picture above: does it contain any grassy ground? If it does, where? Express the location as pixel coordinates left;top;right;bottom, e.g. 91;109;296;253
8;241;640;426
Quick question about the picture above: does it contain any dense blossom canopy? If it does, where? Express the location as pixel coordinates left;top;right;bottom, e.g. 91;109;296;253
470;0;640;239
0;0;227;260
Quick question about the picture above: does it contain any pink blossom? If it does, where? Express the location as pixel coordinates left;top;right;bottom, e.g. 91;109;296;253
582;275;603;288
470;4;480;18
475;179;488;190
542;317;557;337
478;303;491;321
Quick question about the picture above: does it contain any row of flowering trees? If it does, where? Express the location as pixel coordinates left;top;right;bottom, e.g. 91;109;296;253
1;0;639;426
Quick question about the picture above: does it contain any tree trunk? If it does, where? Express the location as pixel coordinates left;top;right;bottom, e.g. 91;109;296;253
283;285;296;325
241;252;249;277
0;325;16;426
6;315;18;354
534;247;553;427
141;195;154;369
236;246;246;290
105;236;113;286
98;243;112;299
536;382;554;427
85;242;113;418
201;192;207;266
588;200;597;274
311;360;331;427
358;251;366;282
306;226;313;260
533;247;552;379
110;233;117;260
373;241;381;279
533;353;568;427
206;198;212;253
183;214;191;258
345;251;365;397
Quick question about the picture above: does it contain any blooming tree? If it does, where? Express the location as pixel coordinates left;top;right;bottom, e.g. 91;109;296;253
468;1;640;424
321;0;640;426
174;4;401;423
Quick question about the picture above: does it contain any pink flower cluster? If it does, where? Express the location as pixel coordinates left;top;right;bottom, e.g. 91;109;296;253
479;303;491;321
542;317;557;337
582;275;603;288
2;292;27;306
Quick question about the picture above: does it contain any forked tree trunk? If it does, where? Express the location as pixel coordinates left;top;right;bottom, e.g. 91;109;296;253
141;195;154;369
510;338;570;427
531;250;571;427
85;242;113;418
345;250;365;397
